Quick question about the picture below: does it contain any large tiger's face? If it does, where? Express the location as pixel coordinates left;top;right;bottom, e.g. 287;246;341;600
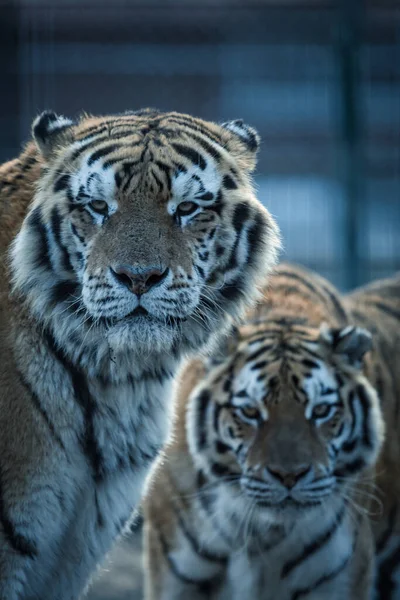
187;322;384;521
10;110;280;367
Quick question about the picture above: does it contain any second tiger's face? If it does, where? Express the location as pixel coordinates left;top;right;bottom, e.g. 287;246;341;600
187;323;384;519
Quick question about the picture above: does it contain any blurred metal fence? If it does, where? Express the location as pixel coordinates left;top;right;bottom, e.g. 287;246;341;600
0;0;399;290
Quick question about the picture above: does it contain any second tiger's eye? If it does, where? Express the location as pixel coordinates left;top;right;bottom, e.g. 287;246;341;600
239;405;259;420
312;402;332;419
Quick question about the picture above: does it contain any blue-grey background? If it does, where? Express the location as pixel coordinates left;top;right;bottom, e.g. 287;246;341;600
0;1;399;597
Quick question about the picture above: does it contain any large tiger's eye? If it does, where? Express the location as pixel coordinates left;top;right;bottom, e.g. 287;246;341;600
89;200;108;215
176;201;198;216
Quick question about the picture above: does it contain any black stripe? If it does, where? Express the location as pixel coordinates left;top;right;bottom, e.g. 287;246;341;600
320;283;348;325
356;385;372;448
215;441;231;454
219;278;244;303
171;143;206;170
211;462;231;476
49;280;79;307
251;360;268;371
17;371;66;453
347;390;356;440
372;301;400;322
246;213;264;267
103;157;141;170
154;161;172;191
77;124;109;140
53;174;70;194
376;505;397;554
275;269;333;309
166;117;223;146
196;390;210;450
120;161;142;193
291;514;361;600
197;191;214;201
246;344;274;364
0;465;38;558
300;345;322;360
282;503;346;578
196;471;233;545
87;143;121;166
20;154;38;172
158;529;215;590
70;222;86;245
27;207;52;271
187;132;222;162
377;541;400;599
151;168;164;192
224;204;250;272
50;207;74;273
334;457;365;477
223;174;238;190
232;202;250;233
43;330;104;480
69;135;110;162
169;499;226;564
301;358;320;369
291;549;352;600
195;264;206;280
341;438;357;454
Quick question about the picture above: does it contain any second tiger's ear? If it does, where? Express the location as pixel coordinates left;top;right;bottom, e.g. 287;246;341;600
220;119;260;173
320;323;373;368
32;111;76;160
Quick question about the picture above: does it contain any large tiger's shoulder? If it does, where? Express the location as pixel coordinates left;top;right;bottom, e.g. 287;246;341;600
0;143;42;258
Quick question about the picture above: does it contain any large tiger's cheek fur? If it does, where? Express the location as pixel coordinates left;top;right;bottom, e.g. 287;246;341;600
68;209;99;279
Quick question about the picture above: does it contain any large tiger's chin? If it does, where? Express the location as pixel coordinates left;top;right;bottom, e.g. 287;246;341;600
105;313;180;356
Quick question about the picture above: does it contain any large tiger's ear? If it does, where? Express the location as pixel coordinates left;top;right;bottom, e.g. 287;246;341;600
320;323;373;368
220;119;260;172
32;111;75;160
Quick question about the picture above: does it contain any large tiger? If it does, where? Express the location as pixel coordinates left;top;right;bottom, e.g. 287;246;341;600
143;263;400;600
0;109;280;600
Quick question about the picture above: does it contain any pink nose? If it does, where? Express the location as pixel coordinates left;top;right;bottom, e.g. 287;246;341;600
110;265;169;295
267;465;310;489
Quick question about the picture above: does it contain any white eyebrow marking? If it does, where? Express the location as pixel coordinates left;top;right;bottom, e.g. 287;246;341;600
168;162;222;215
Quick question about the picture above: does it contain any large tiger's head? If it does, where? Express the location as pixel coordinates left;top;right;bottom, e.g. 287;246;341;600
10;110;280;375
187;320;384;523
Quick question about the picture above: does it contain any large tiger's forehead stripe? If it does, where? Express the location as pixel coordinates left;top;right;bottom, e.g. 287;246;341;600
49;111;250;198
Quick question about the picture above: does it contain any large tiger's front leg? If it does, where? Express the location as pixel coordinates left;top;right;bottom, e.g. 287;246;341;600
143;519;226;600
0;459;71;600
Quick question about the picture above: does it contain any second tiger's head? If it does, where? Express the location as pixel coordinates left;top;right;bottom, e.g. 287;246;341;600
187;321;384;522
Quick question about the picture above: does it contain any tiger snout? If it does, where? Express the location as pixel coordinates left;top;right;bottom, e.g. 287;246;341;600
110;265;169;296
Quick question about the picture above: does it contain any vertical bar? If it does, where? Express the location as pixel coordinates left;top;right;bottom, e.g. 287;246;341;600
336;0;365;289
0;1;20;162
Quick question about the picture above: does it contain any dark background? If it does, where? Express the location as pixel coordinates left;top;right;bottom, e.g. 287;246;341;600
0;0;399;597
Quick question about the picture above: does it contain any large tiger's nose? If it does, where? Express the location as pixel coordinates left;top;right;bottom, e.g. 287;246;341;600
267;465;310;489
110;265;169;295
